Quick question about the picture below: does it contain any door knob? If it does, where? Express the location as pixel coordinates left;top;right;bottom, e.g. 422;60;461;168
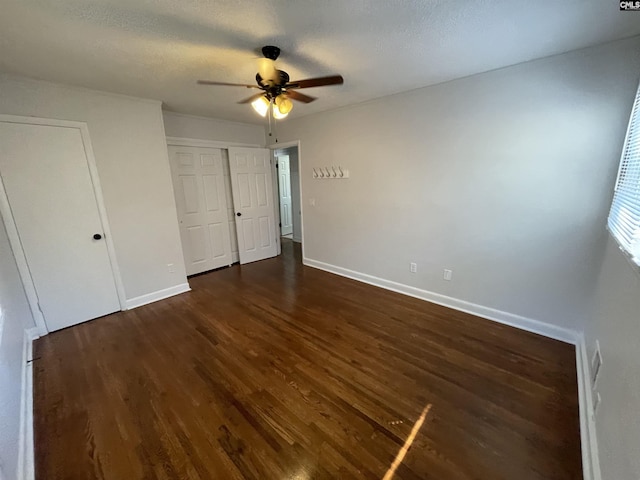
93;233;103;240
236;212;242;217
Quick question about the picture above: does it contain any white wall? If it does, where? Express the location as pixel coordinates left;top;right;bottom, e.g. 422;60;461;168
276;36;640;333
0;214;35;480
584;239;640;478
163;111;265;145
0;74;188;301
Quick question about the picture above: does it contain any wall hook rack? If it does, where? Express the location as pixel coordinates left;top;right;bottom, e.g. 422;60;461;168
313;165;349;179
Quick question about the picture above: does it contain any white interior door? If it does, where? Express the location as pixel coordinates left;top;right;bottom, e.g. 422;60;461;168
168;146;233;275
0;122;121;332
277;155;293;236
228;147;278;264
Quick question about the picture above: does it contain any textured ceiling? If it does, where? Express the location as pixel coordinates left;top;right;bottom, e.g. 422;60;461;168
1;0;639;124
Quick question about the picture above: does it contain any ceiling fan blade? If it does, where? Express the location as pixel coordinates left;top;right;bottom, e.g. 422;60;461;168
238;93;266;104
286;75;344;89
197;80;260;88
285;90;316;104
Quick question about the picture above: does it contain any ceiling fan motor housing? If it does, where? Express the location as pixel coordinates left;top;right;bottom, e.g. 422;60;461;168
255;70;291;99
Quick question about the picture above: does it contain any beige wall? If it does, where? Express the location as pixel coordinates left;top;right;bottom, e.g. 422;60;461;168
276;37;640;333
0;74;188;300
163;111;265;145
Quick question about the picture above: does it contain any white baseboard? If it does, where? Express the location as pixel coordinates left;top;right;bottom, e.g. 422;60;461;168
575;334;602;480
303;258;578;343
18;327;39;480
125;283;191;310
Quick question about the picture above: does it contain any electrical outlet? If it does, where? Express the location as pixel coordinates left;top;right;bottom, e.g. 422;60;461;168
167;263;176;273
410;263;417;273
443;269;453;281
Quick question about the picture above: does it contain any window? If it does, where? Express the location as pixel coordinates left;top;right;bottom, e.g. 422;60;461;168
608;81;640;267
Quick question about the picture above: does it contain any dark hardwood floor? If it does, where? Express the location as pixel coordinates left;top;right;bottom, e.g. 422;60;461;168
34;240;582;479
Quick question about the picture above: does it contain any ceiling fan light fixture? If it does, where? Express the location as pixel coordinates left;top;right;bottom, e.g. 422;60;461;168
272;103;289;119
275;95;293;115
251;96;270;117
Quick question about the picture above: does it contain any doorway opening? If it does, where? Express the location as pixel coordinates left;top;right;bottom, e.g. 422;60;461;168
274;146;302;246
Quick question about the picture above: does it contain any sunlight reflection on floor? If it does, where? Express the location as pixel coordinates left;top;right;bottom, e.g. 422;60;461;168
382;404;433;480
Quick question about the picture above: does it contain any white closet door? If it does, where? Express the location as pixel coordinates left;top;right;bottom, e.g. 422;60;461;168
168;146;233;275
0;122;121;332
222;150;240;264
228;147;278;264
277;156;293;236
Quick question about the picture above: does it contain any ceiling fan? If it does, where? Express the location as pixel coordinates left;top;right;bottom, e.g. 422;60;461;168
197;45;344;119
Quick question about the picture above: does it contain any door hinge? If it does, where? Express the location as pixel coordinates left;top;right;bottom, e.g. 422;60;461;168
276;163;279;168
37;302;43;313
279;222;281;227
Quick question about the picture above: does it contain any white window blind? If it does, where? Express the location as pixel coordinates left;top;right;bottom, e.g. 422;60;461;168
608;81;640;266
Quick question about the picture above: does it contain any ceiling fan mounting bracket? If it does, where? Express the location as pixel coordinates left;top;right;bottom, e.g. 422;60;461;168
262;45;281;61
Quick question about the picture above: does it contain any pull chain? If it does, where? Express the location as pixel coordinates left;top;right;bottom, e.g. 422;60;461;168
267;97;278;142
267;98;273;139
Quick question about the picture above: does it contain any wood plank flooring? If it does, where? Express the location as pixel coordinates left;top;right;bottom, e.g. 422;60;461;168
34;240;582;479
